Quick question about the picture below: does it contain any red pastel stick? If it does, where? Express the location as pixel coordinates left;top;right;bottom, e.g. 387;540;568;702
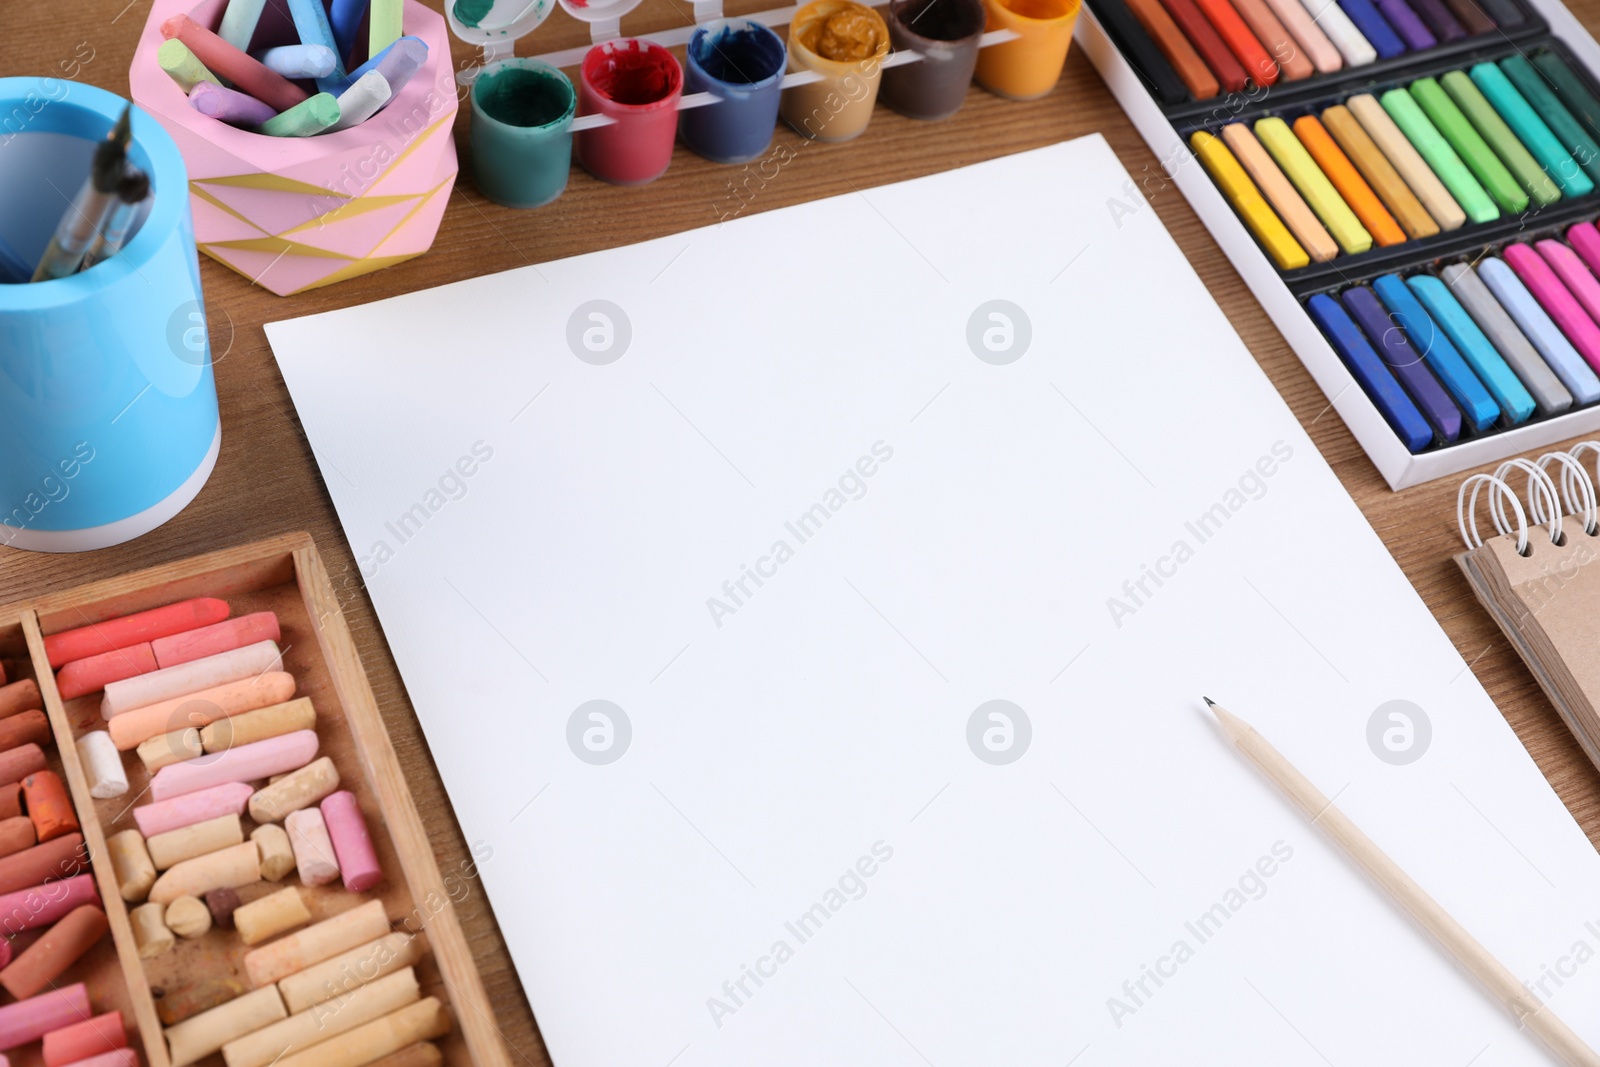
151;611;281;669
44;598;230;669
1192;0;1279;85
1156;0;1250;92
55;643;158;701
160;15;309;112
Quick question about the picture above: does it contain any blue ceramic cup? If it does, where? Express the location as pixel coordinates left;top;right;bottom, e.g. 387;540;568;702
470;59;577;209
680;19;788;165
0;79;218;552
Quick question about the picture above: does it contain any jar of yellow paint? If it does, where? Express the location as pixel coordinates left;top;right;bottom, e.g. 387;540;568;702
780;0;891;143
973;0;1079;100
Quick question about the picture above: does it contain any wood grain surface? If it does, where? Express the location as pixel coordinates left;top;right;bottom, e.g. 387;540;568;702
6;3;1600;1061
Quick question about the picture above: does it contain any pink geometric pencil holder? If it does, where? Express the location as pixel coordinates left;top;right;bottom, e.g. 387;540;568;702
129;0;459;296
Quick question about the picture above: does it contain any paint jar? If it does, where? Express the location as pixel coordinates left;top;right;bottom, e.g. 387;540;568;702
471;59;577;208
973;0;1079;100
0;81;220;551
881;0;986;120
576;39;684;186
781;0;890;143
681;19;789;165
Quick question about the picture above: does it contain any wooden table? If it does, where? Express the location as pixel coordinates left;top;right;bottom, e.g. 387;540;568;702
7;3;1600;1061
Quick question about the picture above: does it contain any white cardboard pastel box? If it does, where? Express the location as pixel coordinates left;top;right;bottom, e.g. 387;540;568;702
1076;0;1600;489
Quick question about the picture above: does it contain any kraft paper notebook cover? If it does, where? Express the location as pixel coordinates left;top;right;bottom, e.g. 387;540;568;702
1456;454;1600;775
266;136;1600;1065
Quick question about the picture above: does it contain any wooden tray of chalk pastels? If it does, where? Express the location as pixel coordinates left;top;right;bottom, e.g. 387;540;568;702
0;532;510;1067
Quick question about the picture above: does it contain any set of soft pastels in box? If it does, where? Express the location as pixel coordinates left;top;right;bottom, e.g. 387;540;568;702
0;534;510;1067
1079;0;1600;487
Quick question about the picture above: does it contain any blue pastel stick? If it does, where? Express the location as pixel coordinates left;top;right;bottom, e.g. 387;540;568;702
1470;62;1593;198
342;35;427;96
1337;0;1408;58
1373;274;1498;431
1477;256;1600;405
1307;294;1434;452
1406;274;1536;424
255;44;339;78
1343;285;1463;442
330;0;371;65
286;0;349;94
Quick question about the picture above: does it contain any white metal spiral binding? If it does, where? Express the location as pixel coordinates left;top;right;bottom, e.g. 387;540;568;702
1493;458;1563;545
1458;473;1529;554
1457;443;1600;552
1539;450;1599;535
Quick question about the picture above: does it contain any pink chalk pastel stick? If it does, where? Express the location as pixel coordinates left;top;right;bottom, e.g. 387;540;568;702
1536;239;1600;325
0;983;89;1050
160;15;308;112
1505;243;1600;373
103;640;282;720
133;782;253;838
321;791;382;892
151;612;281;670
52;1051;136;1067
0;875;100;938
1568;222;1600;277
56;644;158;701
150;730;319;802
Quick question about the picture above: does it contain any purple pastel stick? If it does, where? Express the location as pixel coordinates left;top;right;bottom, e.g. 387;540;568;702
1342;285;1463;442
189;81;279;127
343;35;426;95
1374;0;1436;49
1408;0;1467;39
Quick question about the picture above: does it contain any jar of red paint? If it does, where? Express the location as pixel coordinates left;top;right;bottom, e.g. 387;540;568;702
576;39;684;185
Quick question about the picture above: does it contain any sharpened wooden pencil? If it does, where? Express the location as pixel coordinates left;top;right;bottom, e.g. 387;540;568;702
1204;697;1600;1067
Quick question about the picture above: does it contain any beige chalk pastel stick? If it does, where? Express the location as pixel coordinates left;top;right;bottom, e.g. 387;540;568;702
202;697;317;753
243;899;390;987
221;967;421;1067
251;824;296;882
1346;92;1467;231
148;840;261;905
234;885;312;947
148;814;244;871
131;901;174;958
249;757;339;824
166;895;212;939
279;932;425;1014
166;986;288;1067
274;998;451;1067
106;829;156;903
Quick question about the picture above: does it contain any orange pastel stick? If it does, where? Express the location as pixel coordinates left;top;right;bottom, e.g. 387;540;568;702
21;772;79;843
1292;115;1406;248
1193;0;1279;85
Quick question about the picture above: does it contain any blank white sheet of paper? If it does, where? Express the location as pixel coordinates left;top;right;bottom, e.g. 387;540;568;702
267;136;1600;1067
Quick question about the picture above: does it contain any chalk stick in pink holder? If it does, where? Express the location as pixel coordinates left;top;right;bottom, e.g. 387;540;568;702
128;0;458;297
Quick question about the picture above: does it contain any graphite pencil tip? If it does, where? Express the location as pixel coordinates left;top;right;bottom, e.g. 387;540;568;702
1203;696;1216;707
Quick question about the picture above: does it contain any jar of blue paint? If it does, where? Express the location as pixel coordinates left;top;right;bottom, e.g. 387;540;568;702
471;59;577;209
0;80;219;552
680;19;789;166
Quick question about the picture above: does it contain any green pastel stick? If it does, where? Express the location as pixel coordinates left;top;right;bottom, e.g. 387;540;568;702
258;92;340;136
1380;87;1500;223
157;39;221;94
1531;51;1600;144
1410;76;1528;214
1500;55;1600;184
1471;62;1593;197
1441;70;1561;207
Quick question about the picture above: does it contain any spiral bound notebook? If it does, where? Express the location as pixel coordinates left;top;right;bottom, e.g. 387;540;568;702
1457;445;1600;773
268;137;1600;1065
